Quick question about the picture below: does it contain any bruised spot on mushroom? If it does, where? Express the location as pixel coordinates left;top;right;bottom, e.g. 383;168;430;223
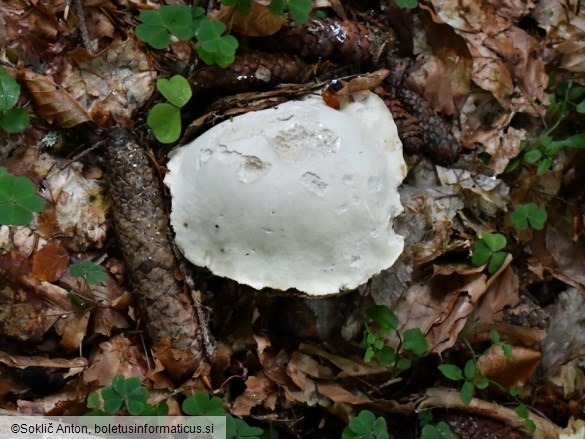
165;92;406;296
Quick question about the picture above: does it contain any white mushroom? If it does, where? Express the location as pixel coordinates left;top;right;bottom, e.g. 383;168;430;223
164;92;407;296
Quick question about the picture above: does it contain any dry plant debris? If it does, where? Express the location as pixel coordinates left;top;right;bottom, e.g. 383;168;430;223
0;0;584;438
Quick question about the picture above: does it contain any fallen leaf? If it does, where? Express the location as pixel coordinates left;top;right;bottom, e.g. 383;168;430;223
478;344;541;389
232;373;276;417
18;68;92;128
32;241;69;282
210;2;287;37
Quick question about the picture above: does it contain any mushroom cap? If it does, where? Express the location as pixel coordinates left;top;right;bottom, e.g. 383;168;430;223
165;92;406;296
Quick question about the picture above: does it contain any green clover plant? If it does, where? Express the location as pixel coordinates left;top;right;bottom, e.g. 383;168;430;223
0;68;30;134
510;203;547;231
362;305;428;373
87;375;168;416
438;331;535;433
395;0;419;9
0;167;45;225
341;410;388;439
506;81;585;175
147;75;192;143
136;6;237;67
69;260;108;285
418;411;458;439
471;232;508;275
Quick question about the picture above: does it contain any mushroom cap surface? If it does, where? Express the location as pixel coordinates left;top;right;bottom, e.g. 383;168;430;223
165;92;406;295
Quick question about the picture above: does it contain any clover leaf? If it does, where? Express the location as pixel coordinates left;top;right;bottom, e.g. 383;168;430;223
182;391;226;416
195;19;238;68
156;75;192;108
136;5;196;49
147;103;182;144
471;232;508;274
100;376;149;415
0;69;20;112
510;203;547;231
342;410;389;439
0;167;45;225
69;260;108;285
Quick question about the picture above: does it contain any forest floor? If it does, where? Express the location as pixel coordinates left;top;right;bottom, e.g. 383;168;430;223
1;1;585;438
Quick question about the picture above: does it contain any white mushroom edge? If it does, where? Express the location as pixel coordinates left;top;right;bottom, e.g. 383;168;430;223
164;92;407;296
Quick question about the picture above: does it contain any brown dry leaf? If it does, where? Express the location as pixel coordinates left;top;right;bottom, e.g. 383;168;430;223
299;343;389;378
288;351;335;380
315;381;373;405
408;13;472;115
17;382;88;416
0;282;61;343
210;2;287;37
478;345;541;389
83;334;149;386
54;311;91;351
474;264;519;323
57;38;156;127
0;351;87;370
427;0;548;117
545;199;585;286
533;0;585;81
18;68;92;128
232;373;277;417
32;241;69;282
390;267;488;354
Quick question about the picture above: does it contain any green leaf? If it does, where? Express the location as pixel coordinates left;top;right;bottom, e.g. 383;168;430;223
509;386;521;397
536;157;553;175
156;76;192;108
87;392;100;409
525;419;536;433
480;232;507;252
488;251;507;274
288;0;313;23
460;381;474;405
402;328;428;356
577;101;585;113
375;346;396;365
101;386;124;414
372;417;389;439
471;240;492;266
476;377;490;389
135;23;170;49
365;305;398;331
0;107;30;133
126;398;147;415
502;343;513;359
0;168;45;225
523;149;542;163
349;410;375;434
564;132;585;149
420;424;440;439
435;422;458;438
489;330;500;344
269;0;286;16
0;68;20;112
182;391;226;416
396;358;411;371
515;404;529;419
511;203;547;231
232;417;264;438
395;0;419;9
147;103;182;143
489;251;508;271
364;347;375;363
438;364;463;381
463;360;476;381
69;260;108;285
159;5;195;40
